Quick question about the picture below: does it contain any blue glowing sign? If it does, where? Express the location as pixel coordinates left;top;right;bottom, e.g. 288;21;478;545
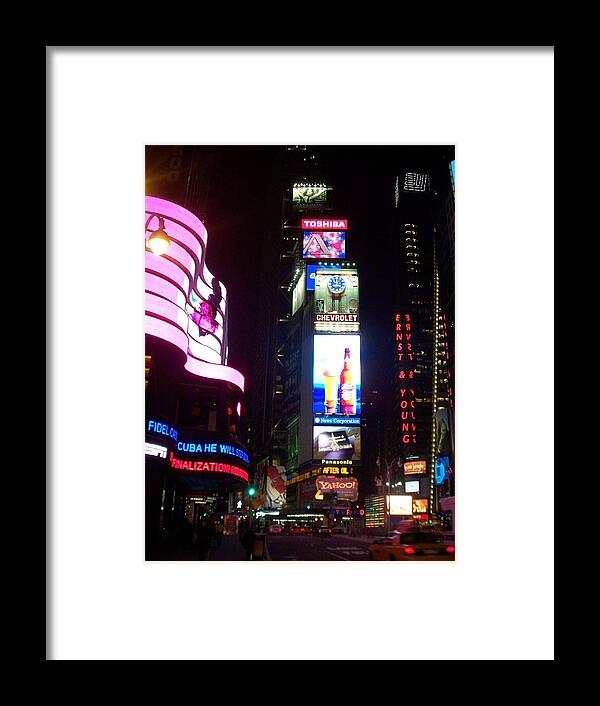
147;419;178;441
176;440;249;465
435;456;450;485
306;263;341;291
450;160;455;191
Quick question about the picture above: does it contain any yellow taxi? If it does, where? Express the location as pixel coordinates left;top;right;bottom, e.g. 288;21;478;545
368;529;455;560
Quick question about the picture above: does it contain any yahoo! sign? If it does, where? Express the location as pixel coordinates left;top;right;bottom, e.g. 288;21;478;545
315;475;358;501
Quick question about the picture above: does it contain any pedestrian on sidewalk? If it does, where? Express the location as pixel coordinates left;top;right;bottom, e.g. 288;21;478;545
241;524;256;560
215;519;224;548
196;519;211;560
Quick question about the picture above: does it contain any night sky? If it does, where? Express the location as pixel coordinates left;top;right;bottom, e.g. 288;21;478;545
148;145;454;402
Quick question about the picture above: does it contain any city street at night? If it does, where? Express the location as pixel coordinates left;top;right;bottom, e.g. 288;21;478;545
143;144;457;562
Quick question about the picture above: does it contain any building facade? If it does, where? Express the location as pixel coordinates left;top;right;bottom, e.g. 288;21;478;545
389;154;454;521
144;194;250;557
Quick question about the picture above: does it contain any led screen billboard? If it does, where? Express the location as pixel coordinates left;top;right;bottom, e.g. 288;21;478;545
306;263;340;292
388;495;413;516
293;185;328;205
412;498;429;514
315;476;358;501
435;456;450;485
403;460;427;475
313;334;361;416
303;231;346;259
314;268;359;332
404;480;420;493
313;425;361;463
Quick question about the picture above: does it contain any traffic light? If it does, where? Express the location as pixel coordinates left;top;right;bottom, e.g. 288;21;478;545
248;487;256;497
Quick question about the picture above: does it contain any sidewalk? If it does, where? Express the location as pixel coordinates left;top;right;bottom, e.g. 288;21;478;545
148;535;248;561
148;535;271;561
207;535;247;561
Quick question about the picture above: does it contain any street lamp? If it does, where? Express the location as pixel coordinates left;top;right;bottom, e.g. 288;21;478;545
147;216;171;256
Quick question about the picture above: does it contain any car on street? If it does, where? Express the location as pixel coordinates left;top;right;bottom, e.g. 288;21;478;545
368;531;455;560
315;526;333;537
268;525;284;535
290;525;312;535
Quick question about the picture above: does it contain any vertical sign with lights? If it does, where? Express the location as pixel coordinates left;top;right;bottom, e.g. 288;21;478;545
395;312;417;447
305;219;362;492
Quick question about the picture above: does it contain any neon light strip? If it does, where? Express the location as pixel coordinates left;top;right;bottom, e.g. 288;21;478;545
187;336;221;365
145;292;190;332
145;196;243;393
169;453;248;482
184;357;244;392
145;274;188;311
146;197;227;306
146;314;244;393
146;196;207;252
145;254;191;292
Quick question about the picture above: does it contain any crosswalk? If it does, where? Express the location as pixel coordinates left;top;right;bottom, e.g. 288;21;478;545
326;546;369;561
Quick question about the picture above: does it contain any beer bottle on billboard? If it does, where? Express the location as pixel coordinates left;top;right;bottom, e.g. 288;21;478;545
340;347;356;415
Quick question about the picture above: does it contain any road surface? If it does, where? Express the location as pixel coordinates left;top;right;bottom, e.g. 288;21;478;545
266;534;371;561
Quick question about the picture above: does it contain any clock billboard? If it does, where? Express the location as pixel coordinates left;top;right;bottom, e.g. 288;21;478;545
314;268;359;333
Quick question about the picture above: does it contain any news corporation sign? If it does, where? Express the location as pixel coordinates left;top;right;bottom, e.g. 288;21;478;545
314;415;360;426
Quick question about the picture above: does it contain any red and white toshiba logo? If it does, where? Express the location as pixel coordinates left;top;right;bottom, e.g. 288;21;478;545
301;218;347;230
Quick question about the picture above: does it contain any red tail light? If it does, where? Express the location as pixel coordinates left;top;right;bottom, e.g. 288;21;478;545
403;546;416;555
446;545;455;554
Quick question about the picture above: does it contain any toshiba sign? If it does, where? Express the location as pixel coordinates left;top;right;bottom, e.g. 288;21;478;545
301;218;348;230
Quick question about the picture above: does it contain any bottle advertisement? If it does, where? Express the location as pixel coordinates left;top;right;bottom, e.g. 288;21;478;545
313;334;361;417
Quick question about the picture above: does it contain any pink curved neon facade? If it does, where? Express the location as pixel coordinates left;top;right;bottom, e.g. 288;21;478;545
145;196;244;393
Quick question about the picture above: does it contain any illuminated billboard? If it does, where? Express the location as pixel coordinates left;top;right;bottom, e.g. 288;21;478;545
435;456;450;485
291;270;306;316
403;460;427;475
301;218;347;230
388;495;413;516
293;185;328;205
315;476;358;501
303;231;346;259
313;334;361;416
314;268;359;332
412;498;429;515
313;425;361;463
306;263;340;292
450;160;455;192
405;480;420;493
365;495;385;528
266;465;287;508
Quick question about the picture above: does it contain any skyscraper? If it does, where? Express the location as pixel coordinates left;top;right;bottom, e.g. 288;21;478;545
390;151;454;517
